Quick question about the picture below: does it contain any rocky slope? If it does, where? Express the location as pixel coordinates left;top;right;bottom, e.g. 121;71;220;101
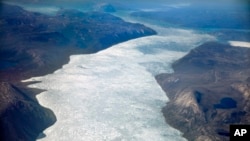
156;42;250;141
0;3;156;141
0;82;56;141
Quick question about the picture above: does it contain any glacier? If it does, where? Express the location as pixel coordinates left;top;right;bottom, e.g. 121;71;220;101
24;23;215;141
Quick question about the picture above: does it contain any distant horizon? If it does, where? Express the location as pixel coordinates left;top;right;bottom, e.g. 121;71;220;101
2;0;249;8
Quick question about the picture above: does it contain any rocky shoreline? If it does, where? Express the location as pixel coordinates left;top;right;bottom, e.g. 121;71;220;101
156;42;250;141
0;3;156;141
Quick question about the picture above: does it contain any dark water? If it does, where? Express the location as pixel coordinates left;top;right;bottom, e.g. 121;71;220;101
214;97;237;109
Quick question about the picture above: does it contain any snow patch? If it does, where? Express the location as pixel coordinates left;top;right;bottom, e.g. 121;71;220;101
229;41;250;48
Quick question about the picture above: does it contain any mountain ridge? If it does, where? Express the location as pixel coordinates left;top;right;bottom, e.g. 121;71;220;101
156;42;250;140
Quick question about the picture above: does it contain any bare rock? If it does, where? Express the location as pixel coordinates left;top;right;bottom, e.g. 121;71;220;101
156;42;250;140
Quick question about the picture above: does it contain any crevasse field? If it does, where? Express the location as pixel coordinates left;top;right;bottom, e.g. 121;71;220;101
24;18;215;141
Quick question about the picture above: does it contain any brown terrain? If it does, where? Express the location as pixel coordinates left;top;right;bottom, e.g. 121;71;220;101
0;3;156;141
156;42;250;141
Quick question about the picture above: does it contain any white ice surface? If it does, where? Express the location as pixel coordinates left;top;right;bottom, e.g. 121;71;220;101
229;41;250;48
23;24;215;141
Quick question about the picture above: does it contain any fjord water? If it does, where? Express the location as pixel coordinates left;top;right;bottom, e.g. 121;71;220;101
24;22;215;140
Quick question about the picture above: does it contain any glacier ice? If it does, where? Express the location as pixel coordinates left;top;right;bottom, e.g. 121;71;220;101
24;24;215;141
